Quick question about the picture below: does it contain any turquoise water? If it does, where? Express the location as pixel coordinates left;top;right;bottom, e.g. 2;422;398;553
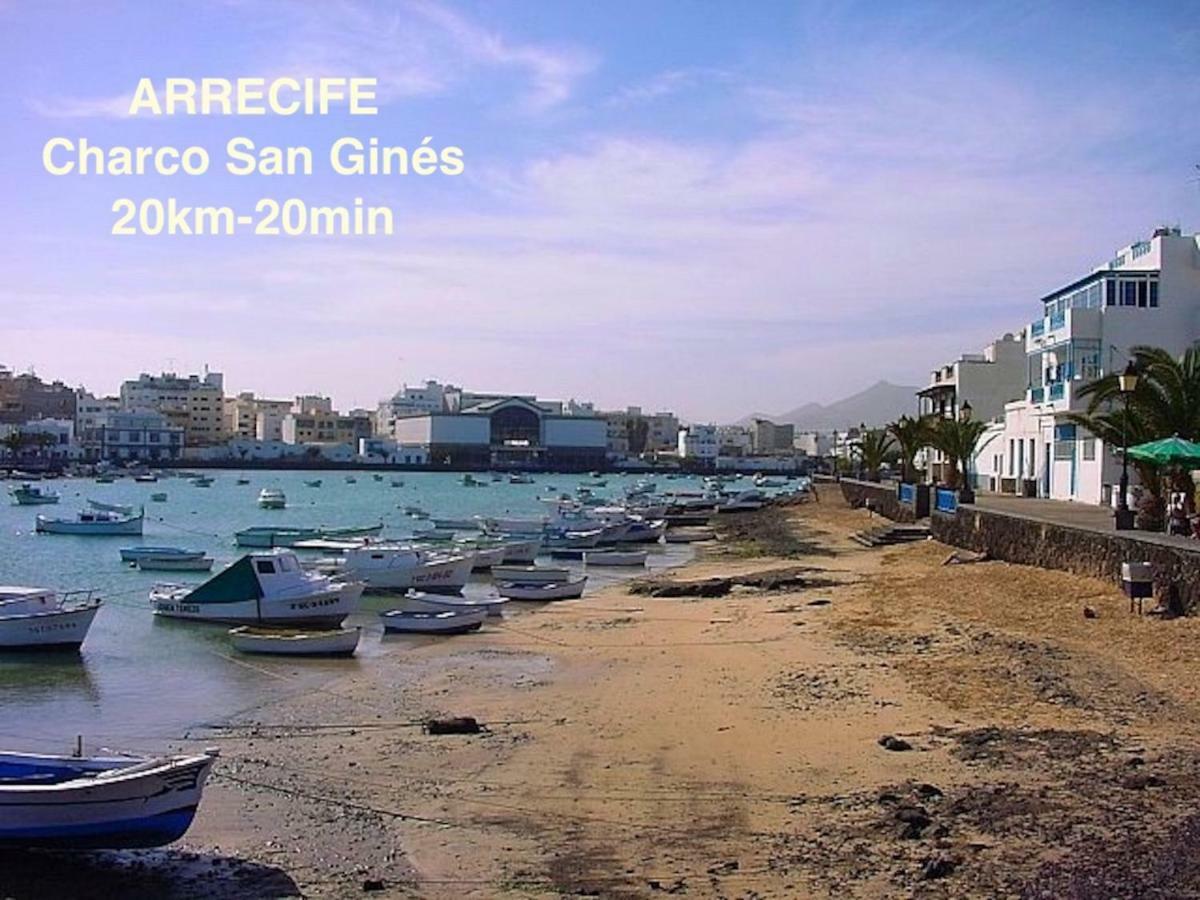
0;470;705;755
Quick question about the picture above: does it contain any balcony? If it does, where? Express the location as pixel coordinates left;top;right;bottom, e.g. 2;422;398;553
1030;319;1045;338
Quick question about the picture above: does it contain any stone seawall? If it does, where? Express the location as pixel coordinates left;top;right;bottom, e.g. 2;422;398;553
835;479;917;524
931;505;1200;613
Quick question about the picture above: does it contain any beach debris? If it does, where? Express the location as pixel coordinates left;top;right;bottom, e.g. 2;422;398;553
648;877;687;893
894;804;932;839
361;878;386;892
1083;605;1098;619
942;550;989;566
920;853;959;880
628;566;831;598
878;734;913;752
1122;773;1166;791
806;598;831;606
424;716;482;735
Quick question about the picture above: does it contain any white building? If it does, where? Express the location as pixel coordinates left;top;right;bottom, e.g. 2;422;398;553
0;419;77;460
974;227;1200;503
678;424;719;461
84;410;184;462
357;437;431;466
917;331;1027;483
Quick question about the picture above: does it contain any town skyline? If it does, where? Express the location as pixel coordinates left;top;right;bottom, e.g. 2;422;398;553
4;2;1199;420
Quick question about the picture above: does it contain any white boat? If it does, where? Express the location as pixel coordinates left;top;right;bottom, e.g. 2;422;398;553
491;565;570;584
499;538;540;564
380;607;486;634
431;518;477;530
0;587;101;650
0;748;217;848
133;473;158;483
397;591;507;618
88;499;136;515
136;556;214;573
583;549;648;567
322;547;474;595
464;544;506;571
508;474;534;484
120;546;204;563
234;523;383;548
10;484;59;506
150;550;362;626
229;626;360;657
614;519;666;544
36;508;143;536
496;577;587;601
257;488;287;510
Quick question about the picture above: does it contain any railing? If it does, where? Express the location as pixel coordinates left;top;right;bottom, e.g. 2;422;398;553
1049;311;1066;330
1030;319;1045;337
898;483;916;504
935;488;958;514
1030;386;1045;403
1048;382;1065;401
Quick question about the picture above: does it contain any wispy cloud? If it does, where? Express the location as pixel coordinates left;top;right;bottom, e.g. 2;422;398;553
605;67;729;107
28;93;132;119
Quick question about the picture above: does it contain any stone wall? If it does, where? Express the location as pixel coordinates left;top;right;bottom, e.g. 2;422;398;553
836;478;917;524
931;505;1200;613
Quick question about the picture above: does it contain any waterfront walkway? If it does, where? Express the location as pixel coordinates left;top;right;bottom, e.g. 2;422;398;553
971;492;1200;552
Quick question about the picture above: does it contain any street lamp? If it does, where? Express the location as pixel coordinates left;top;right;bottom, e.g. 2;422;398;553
1115;360;1138;530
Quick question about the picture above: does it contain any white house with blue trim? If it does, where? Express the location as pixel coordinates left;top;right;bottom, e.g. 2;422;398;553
974;226;1200;504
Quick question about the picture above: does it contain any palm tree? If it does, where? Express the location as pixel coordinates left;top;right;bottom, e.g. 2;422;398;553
855;429;896;482
887;414;934;483
930;417;990;490
2;430;25;461
1067;342;1200;525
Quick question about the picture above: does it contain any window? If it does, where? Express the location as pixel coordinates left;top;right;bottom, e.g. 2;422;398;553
1137;281;1147;307
1081;438;1096;461
255;561;276;574
1150;281;1159;307
1122;281;1137;306
1106;280;1116;306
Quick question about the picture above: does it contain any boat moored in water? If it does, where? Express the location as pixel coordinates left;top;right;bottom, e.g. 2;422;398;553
0;587;101;650
257;488;287;510
136;556;214;573
234;523;384;548
120;546;204;563
37;508;144;536
0;748;218;849
150;550;362;626
10;484;59;506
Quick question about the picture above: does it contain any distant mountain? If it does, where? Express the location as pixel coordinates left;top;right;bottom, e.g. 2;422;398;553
739;380;920;431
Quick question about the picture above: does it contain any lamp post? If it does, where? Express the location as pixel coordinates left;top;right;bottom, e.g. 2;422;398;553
958;400;975;503
1114;360;1138;530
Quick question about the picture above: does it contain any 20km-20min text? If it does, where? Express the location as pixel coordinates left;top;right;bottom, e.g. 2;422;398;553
111;197;394;236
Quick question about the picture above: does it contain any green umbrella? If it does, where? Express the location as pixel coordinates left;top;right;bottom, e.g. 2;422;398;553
1126;435;1200;465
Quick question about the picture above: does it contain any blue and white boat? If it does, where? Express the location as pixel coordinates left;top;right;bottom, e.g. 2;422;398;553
9;484;59;506
0;748;217;848
36;508;144;536
119;546;205;564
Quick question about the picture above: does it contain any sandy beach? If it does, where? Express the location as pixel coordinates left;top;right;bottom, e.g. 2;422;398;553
9;484;1200;898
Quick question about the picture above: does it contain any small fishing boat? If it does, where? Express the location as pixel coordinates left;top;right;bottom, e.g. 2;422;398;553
318;547;474;594
380;607;486;635
345;475;357;484
37;508;144;536
133;473;158;483
491;565;570;584
499;538;540;565
0;747;218;848
10;484;59;506
583;549;648;566
88;499;136;516
304;479;323;488
614;519;667;544
150;550;363;626
464;544;506;571
150;492;168;502
664;527;716;543
234;523;384;548
94;474;115;484
390;479;404;488
372;474;384;482
398;591;507;618
431;518;477;531
136;556;214;573
120;546;204;563
508;473;534;484
236;477;251;486
0;587;101;650
229;625;360;657
461;473;487;488
496;577;587;601
257;488;287;510
190;476;214;488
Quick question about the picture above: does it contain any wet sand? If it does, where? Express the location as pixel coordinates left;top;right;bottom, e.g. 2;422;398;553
9;485;1200;898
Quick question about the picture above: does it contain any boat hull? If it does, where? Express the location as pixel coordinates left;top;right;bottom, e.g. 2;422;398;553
36;517;143;536
496;578;586;601
345;555;474;595
0;604;100;650
399;593;507;618
491;566;570;584
380;609;486;634
151;584;361;627
229;626;360;657
0;752;216;850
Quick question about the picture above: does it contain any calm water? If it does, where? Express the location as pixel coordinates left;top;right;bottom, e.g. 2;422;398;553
0;470;709;755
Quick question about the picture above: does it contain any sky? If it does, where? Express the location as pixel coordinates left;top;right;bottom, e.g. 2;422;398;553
1;1;1198;422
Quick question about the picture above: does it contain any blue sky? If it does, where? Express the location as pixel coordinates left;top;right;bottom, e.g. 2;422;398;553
1;0;1198;421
